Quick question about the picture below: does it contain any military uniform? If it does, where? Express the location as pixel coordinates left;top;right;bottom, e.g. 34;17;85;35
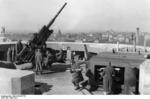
71;58;84;90
35;49;43;74
7;48;12;62
16;40;23;61
11;46;16;62
102;63;115;94
66;47;72;64
56;49;64;62
43;50;53;69
85;69;98;91
79;60;98;91
16;40;23;55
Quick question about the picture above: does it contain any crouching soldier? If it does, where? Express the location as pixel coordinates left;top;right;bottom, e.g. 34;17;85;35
43;50;53;69
80;69;98;92
70;55;84;90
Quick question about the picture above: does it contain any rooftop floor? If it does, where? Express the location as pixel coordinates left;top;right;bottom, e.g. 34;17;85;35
35;63;104;95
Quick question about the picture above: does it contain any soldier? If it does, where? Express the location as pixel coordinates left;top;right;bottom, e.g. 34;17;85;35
11;46;16;62
16;40;23;55
35;48;43;75
79;53;98;92
43;50;53;69
102;62;115;95
42;43;47;57
56;48;64;62
70;55;84;90
80;69;98;92
7;47;12;62
16;40;23;61
66;46;72;64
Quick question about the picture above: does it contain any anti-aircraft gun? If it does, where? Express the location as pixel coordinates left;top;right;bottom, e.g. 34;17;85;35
16;3;67;64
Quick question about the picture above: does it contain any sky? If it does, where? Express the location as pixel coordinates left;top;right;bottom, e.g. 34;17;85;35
0;0;150;33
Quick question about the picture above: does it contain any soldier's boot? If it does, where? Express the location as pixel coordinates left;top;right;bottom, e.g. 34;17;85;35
74;85;80;90
74;82;80;90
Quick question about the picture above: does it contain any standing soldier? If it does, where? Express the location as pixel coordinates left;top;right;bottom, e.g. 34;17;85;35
66;47;72;64
16;40;23;61
102;62;115;95
42;43;47;57
16;40;23;54
35;48;43;75
11;46;16;62
7;47;12;62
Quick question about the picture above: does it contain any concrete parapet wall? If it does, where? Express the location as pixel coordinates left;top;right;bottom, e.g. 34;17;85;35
46;42;150;54
139;60;150;95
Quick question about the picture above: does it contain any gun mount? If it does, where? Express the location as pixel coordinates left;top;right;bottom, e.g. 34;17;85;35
84;44;89;60
16;3;67;64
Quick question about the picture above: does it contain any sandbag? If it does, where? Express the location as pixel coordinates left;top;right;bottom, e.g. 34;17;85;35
0;61;16;69
15;63;33;70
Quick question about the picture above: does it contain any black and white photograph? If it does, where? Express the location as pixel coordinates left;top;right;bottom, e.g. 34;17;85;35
0;0;150;96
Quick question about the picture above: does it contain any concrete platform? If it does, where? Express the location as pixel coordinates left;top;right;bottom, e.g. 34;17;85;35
0;63;104;95
35;71;83;95
35;70;104;95
0;68;35;95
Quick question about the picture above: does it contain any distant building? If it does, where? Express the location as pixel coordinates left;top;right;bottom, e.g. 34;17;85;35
75;39;82;43
0;27;11;42
94;39;99;43
125;38;130;43
117;34;125;42
102;34;109;41
1;27;5;34
108;34;113;42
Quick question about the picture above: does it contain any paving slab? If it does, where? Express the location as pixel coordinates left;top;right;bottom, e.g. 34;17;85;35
35;71;83;95
34;63;105;95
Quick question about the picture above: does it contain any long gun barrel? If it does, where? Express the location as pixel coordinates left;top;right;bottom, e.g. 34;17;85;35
84;44;89;60
16;3;67;63
47;2;67;28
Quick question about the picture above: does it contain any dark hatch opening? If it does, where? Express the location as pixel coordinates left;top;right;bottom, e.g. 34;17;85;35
0;51;6;61
95;65;125;94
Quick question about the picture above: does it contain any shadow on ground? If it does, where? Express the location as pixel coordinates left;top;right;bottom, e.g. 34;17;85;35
35;82;53;94
51;63;71;72
42;63;71;74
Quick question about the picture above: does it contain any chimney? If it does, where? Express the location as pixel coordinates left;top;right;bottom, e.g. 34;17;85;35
144;34;147;53
116;41;119;52
1;27;5;34
136;27;139;45
132;33;136;52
